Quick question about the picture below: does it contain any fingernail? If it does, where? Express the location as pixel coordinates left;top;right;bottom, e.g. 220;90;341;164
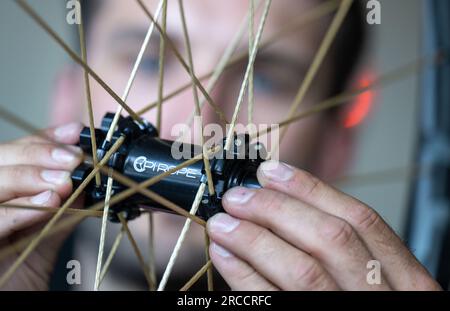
211;242;232;258
224;187;255;205
31;190;52;205
54;122;81;139
208;213;240;233
41;170;70;185
51;148;80;164
260;160;294;182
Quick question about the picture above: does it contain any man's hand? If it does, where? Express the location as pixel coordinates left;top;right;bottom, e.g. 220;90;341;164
0;123;83;290
207;160;442;291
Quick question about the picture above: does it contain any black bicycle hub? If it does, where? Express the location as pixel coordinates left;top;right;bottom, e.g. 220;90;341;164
72;113;266;222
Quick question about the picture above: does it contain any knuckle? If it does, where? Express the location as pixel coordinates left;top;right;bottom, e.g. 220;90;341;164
348;204;381;232
320;217;355;248
12;166;40;185
10;166;26;181
293;259;325;289
236;266;259;284
255;190;286;214
21;144;38;161
245;226;269;250
297;170;323;200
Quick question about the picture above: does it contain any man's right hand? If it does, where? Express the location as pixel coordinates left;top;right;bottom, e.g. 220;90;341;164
0;122;83;290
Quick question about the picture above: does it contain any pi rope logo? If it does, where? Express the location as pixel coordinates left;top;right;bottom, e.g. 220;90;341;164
133;156;150;173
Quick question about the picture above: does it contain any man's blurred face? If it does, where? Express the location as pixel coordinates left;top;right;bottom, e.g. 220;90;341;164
68;0;339;278
85;0;333;163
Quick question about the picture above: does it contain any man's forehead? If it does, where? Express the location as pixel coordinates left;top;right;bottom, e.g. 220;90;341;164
96;0;324;37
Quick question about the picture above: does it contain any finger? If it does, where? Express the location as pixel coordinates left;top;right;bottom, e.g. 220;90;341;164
0;166;73;202
222;187;390;290
209;242;279;291
0;143;83;170
207;213;339;290
257;160;440;290
16;122;83;145
0;190;61;239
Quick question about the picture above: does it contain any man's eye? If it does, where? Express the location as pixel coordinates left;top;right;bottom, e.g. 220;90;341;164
253;70;295;97
253;72;276;93
140;55;160;75
248;55;306;98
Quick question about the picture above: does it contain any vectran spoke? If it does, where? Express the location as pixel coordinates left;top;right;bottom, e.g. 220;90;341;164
105;0;165;142
276;0;354;150
224;0;272;151
204;229;213;291
248;0;256;126
94;173;114;291
180;260;212;291
15;0;143;124
182;0;263;130
0;204;102;218
178;0;215;196
156;0;168;133
147;212;157;291
78;3;100;186
158;183;206;291
135;0;228;125
99;227;125;284
118;213;154;289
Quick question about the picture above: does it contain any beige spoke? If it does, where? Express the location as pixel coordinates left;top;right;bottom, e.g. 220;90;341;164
0;204;102;218
15;0;143;124
147;212;157;291
135;0;228;125
157;183;206;291
105;0;165;142
276;0;354;150
78;4;100;186
99;227;125;284
204;229;213;291
156;0;168;133
182;0;262;130
224;0;272;151
94;173;114;291
118;213;154;289
180;260;212;291
248;0;256;126
178;0;215;195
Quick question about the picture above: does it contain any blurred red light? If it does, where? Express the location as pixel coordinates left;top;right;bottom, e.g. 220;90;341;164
344;73;376;128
